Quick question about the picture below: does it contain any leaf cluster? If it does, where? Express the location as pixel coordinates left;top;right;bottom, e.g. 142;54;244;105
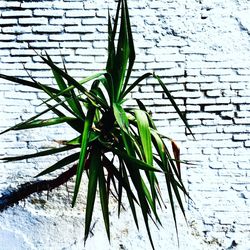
0;1;192;249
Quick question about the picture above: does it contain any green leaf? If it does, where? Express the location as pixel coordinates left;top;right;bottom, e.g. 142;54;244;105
151;130;168;169
125;160;156;250
113;0;130;100
84;146;101;242
120;0;135;94
98;163;110;241
0;98;68;135
72;106;95;207
38;53;107;107
106;10;116;76
1;145;76;162
46;53;68;91
113;102;130;134
134;109;153;165
0;73;60;95
154;74;194;137
14;117;77;130
45;104;83;133
120;160;139;228
108;146;160;173
35;152;80;177
103;155;138;203
43;72;105;106
121;73;152;99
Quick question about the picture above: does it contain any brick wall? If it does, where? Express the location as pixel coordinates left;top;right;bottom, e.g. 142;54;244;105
0;0;249;249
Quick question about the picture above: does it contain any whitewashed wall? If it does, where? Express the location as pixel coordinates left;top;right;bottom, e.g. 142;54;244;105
0;0;250;249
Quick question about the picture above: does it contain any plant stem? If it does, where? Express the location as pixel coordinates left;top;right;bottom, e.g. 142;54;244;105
0;165;76;212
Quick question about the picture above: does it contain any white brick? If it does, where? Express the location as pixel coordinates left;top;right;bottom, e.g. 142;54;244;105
231;97;250;104
10;49;35;56
206;90;221;97
220;75;250;82
154;84;184;92
146;62;176;69
218;148;235;155
33;26;63;33
238;90;250;97
186;98;216;105
33;9;64;17
234;118;250;125
147;47;179;55
201;69;232;75
200;83;226;90
158;38;188;47
186;83;200;90
223;125;250;133
49;34;80;41
189;126;217;134
236;111;250;118
21;2;53;8
4;91;37;100
155;54;185;62
1;57;31;63
231;82;247;90
81;17;106;25
212;141;242;148
17;34;47;41
215;97;231;104
2;10;32;17
65;26;95;33
185;76;218;83
49;18;81;25
237;69;250;75
19;17;48;25
29;42;59;48
60;41;92;48
1;1;20;8
240;104;250;111
0;19;17;25
132;92;162;99
0;34;16;41
2;26;31;34
53;2;83;9
65;10;95;17
171;90;200;98
204;104;233;112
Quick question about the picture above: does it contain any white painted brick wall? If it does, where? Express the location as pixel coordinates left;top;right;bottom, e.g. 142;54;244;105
0;0;250;249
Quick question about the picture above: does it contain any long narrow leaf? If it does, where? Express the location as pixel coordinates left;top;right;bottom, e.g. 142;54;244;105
72;106;95;207
154;74;194;137
35;152;80;177
84;146;101;242
0;98;69;135
113;0;130;100
46;103;83;133
107;146;160;173
121;0;135;94
121;73;152;99
99;163;110;241
1;145;76;162
134;109;153;165
0;73;60;95
14;117;77;130
48;52;84;118
113;102;130;134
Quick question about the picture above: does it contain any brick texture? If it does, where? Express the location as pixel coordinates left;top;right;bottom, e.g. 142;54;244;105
0;0;250;249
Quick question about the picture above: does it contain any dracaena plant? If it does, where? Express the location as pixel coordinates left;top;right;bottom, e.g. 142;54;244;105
0;0;192;249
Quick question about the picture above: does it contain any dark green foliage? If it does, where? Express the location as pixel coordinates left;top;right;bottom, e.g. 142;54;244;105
0;1;191;249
